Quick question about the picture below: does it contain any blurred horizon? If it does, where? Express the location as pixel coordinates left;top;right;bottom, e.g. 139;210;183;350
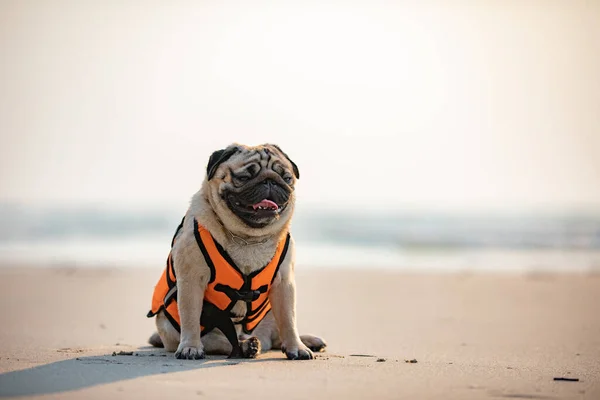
1;202;599;272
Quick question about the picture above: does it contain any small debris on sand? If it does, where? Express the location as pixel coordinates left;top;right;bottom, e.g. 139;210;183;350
316;354;343;359
57;348;84;353
405;359;418;363
112;351;134;356
349;354;376;357
553;377;579;382
376;358;386;362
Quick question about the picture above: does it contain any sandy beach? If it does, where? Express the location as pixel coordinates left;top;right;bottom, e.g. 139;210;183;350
2;0;600;398
0;267;598;399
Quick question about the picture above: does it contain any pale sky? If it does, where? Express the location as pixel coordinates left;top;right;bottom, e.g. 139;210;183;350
1;0;599;213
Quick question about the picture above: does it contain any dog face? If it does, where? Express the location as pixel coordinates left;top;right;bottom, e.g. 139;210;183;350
205;143;300;231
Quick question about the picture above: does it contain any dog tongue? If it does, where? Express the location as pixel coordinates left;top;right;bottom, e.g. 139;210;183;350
252;199;279;210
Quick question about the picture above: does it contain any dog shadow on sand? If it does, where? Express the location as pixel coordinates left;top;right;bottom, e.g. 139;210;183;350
0;346;288;398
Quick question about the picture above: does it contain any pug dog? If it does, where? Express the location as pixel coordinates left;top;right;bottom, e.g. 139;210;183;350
147;143;326;360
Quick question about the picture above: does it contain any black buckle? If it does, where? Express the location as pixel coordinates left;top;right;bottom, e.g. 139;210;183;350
215;284;268;303
234;290;261;302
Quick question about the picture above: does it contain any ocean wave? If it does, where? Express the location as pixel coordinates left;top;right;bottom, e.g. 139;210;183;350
1;204;599;250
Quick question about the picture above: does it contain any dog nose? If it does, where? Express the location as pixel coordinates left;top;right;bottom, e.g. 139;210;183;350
262;179;275;187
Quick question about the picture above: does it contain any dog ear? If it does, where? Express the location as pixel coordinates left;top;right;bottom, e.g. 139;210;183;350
207;146;239;180
271;145;300;179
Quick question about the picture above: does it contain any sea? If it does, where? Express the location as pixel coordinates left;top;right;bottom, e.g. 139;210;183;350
1;203;600;273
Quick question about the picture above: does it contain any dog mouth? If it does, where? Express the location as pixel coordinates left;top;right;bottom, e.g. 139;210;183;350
226;195;287;227
251;199;279;211
223;179;291;228
230;197;283;215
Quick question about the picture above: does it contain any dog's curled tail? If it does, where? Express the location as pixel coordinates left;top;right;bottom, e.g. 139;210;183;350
148;332;164;348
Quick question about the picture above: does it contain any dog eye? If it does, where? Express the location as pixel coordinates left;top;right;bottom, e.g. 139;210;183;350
237;175;250;182
283;175;293;184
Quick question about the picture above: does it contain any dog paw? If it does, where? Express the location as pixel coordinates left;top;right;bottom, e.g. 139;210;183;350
240;337;261;359
300;334;327;353
175;344;205;360
281;342;314;360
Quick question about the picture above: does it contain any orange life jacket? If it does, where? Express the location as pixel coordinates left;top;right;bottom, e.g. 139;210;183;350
147;217;290;352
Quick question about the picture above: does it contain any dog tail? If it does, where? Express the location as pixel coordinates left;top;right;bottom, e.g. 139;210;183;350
148;332;164;348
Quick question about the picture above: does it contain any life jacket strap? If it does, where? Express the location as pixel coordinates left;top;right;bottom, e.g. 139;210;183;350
200;302;242;358
163;285;178;306
214;283;268;303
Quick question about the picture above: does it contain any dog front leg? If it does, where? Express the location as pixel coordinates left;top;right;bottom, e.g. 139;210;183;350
269;277;314;360
174;273;206;359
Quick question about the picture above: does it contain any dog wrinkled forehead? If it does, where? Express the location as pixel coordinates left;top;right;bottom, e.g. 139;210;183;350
206;143;299;181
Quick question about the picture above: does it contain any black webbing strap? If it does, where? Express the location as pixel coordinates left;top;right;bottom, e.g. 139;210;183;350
200;302;242;358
